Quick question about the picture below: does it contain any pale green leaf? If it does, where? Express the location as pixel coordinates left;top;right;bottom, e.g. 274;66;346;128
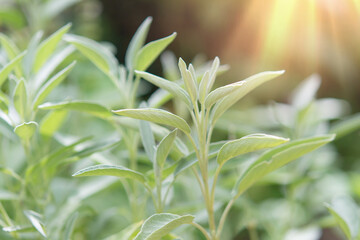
160;51;180;81
205;81;244;109
234;134;334;197
24;210;47;237
126;17;152;70
198;71;210;104
73;164;147;183
64;34;118;78
0;33;21;76
13;79;27;120
0;33;20;60
212;70;285;124
135;32;177;71
217;134;289;165
34;45;75;90
34;23;71;72
14;122;38;141
330;113;360;139
290;74;321;110
113;108;191;134
23;31;43;77
32;61;76;109
135;70;191;108
178;58;197;103
40;110;68;137
105;221;143;240
38;101;112;118
325;196;360;240
134;213;194;240
63;212;78;240
0;189;18;200
156;129;177;167
0;51;26;87
140;119;156;162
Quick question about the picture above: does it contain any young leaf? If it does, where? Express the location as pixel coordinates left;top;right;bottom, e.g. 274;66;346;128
156;129;177;168
135;32;177;72
160;51;180;81
34;23;71;71
290;74;321;110
24;210;47;237
135;70;192;108
73;164;147;183
63;212;78;240
325;196;360;240
34;45;75;90
32;61;76;109
13;79;27;120
105;221;143;240
126;17;153;70
113;108;191;134
234;134;335;197
0;33;22;76
14;122;38;141
178;58;197;103
134;213;194;240
38;101;112;118
330;113;360;139
217;134;289;165
140;119;156;162
39;110;68;137
0;33;20;60
23;31;43;77
64;34;118;78
198;71;210;104
198;57;220;101
0;51;26;87
204;81;244;109
212;70;285;124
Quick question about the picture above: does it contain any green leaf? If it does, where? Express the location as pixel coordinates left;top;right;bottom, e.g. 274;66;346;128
205;81;244;109
0;33;20;60
234;134;334;197
39;110;68;137
134;213;194;240
126;17;152;70
38;101;112;118
105;221;143;240
135;70;192;108
0;51;26;87
34;23;71;72
330;113;360;139
156;129;177;168
140;119;156;162
14;122;38;141
73;164;147;183
34;45;75;90
290;74;321;110
0;33;21;76
23;31;43;77
135;32;176;72
178;58;197;103
0;189;18;200
113;108;191;134
13;79;27;120
217;134;289;165
199;57;220;103
325;196;360;240
24;210;47;237
64;34;118;78
63;212;78;240
212;70;285;123
32;61;76;109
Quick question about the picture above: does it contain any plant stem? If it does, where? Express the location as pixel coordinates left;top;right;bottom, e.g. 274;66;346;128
216;198;235;238
191;222;211;240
